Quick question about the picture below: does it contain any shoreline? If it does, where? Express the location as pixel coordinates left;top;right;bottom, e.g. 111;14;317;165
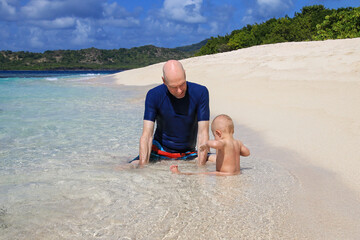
90;38;360;236
99;38;360;194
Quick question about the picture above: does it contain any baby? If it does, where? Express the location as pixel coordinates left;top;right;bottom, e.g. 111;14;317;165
170;114;250;175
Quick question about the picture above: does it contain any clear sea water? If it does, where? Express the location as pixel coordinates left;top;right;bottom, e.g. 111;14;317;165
1;71;359;239
0;71;144;238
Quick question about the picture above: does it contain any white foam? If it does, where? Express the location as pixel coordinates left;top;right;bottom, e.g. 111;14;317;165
45;77;58;81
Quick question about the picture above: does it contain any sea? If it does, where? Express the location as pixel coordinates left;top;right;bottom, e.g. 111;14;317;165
0;71;359;239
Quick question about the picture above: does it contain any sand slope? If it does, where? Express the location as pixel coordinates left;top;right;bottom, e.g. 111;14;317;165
111;38;360;192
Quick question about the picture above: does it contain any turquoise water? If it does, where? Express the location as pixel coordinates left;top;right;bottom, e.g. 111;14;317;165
0;72;149;238
0;71;296;239
1;72;358;239
0;71;143;173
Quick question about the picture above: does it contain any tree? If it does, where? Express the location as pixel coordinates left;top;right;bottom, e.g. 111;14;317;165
228;30;256;50
195;36;230;55
315;7;360;40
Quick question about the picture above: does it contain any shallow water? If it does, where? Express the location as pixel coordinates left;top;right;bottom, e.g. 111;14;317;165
1;73;359;239
1;153;297;239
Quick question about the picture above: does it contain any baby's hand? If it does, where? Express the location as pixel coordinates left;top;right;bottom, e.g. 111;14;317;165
199;144;209;152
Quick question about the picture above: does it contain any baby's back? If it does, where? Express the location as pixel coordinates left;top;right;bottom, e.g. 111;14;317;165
216;138;241;174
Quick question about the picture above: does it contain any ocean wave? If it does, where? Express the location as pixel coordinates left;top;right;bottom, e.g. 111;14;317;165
45;77;58;81
80;73;101;77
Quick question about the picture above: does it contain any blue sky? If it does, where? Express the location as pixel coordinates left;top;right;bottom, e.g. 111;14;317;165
1;0;359;52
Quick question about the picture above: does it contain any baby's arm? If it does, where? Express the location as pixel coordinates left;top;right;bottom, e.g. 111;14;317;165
170;165;237;176
199;140;224;152
239;140;250;157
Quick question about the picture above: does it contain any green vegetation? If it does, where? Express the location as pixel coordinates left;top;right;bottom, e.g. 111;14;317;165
315;7;360;40
0;43;206;71
196;5;360;56
174;39;209;53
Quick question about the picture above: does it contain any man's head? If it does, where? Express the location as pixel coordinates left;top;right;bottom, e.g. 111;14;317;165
162;60;187;99
211;114;234;139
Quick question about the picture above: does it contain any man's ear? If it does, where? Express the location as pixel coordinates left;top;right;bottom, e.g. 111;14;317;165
162;76;166;84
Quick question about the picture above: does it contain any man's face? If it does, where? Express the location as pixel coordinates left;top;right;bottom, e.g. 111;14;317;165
163;76;187;99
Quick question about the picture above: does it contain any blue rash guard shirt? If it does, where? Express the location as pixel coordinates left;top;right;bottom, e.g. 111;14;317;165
144;81;210;153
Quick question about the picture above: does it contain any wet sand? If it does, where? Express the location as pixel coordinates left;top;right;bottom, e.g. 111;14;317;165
94;38;360;238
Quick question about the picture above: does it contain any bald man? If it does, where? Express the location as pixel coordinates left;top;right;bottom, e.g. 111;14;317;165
136;60;210;166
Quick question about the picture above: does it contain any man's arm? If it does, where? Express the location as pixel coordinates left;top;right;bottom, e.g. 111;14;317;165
139;120;155;166
197;120;209;165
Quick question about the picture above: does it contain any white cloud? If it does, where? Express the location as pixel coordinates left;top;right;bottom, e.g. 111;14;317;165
72;19;92;46
242;0;293;24
144;16;192;36
258;0;282;5
0;0;237;51
100;2;141;28
20;0;58;20
141;1;238;47
0;0;17;20
31;17;76;29
29;27;45;48
18;0;141;29
101;17;140;28
197;21;219;35
20;0;103;20
242;9;255;24
161;0;206;24
0;23;10;39
103;2;129;18
257;0;293;17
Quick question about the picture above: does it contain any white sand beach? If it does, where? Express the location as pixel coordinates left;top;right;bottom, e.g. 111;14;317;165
112;38;360;194
89;38;360;238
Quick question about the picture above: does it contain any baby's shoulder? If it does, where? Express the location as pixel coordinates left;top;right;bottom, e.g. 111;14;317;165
234;139;243;151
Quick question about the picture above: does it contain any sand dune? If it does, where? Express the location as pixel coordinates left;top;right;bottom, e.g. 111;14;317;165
110;38;360;193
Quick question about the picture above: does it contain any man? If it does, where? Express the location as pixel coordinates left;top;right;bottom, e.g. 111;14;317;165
137;60;210;166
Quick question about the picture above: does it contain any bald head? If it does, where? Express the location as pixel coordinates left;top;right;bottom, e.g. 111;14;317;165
162;60;186;83
162;60;187;99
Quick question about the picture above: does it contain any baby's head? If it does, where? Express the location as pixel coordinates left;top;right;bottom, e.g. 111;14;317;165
211;114;234;139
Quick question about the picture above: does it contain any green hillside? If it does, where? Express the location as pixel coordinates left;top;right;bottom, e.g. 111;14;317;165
0;42;207;71
196;5;360;56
